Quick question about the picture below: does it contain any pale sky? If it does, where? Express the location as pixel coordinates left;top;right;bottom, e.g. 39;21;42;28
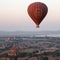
0;0;60;31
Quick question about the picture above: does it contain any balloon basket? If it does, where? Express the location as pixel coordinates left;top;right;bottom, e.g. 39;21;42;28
36;25;39;28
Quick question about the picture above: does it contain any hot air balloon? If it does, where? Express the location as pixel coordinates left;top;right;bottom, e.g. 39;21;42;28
27;2;48;28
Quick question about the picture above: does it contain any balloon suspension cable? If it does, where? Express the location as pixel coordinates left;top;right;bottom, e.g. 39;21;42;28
36;25;39;28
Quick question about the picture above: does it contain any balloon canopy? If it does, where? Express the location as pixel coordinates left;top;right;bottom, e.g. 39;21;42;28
27;2;48;28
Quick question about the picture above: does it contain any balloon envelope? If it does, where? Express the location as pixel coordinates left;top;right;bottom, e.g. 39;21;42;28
27;2;48;28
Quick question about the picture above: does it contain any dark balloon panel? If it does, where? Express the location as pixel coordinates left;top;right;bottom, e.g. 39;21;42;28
27;2;48;28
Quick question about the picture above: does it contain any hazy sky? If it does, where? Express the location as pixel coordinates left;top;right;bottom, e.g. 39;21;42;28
0;0;60;31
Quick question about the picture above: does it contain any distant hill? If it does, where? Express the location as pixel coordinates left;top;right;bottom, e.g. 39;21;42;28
0;31;60;36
